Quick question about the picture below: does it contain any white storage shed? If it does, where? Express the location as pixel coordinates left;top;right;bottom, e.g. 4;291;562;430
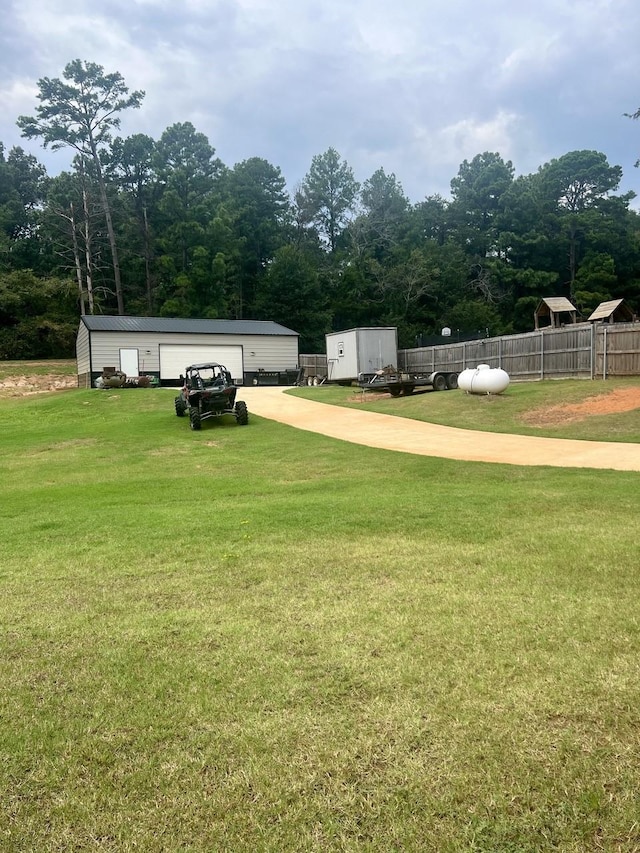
76;316;299;388
325;327;398;383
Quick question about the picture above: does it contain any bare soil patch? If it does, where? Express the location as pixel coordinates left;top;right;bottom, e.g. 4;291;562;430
351;390;393;403
0;373;77;396
521;386;640;427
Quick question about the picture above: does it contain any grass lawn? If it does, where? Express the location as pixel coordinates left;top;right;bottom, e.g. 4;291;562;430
1;381;640;851
291;377;640;443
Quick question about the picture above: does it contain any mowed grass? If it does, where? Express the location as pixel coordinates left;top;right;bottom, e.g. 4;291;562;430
292;377;640;443
1;385;640;851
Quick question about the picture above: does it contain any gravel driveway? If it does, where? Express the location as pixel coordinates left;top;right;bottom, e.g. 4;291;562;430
238;386;640;472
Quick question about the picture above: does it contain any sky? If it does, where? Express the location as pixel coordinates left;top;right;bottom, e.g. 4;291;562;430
2;0;640;204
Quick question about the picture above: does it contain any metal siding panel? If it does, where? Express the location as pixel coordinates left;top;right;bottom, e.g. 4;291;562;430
357;328;397;373
75;322;90;374
326;330;358;380
88;332;299;376
240;336;299;372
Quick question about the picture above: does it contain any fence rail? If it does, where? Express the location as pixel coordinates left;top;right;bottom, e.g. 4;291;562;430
398;323;640;380
300;323;640;382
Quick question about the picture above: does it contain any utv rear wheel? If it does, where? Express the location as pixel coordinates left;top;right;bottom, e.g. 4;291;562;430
235;400;249;425
189;410;202;430
175;398;186;417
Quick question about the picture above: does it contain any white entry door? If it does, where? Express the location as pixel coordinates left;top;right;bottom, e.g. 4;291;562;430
119;348;139;378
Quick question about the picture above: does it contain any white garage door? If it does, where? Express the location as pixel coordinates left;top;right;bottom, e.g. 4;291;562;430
160;344;244;382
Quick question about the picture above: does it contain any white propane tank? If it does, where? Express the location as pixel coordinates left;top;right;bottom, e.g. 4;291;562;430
458;365;510;395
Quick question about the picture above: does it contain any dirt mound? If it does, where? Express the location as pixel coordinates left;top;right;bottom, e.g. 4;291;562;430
521;387;640;426
0;373;77;396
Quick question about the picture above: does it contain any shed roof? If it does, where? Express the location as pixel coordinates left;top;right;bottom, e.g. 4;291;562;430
586;299;632;322
80;316;298;336
537;297;577;313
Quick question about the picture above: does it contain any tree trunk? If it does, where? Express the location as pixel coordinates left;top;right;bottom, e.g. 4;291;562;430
142;204;154;313
89;137;125;314
569;223;577;298
81;186;95;315
69;202;86;315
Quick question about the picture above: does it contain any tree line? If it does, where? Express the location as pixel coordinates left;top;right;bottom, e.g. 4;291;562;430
1;59;639;359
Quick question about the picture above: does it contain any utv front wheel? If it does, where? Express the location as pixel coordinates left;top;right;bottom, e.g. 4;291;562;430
189;410;202;430
235;400;249;425
175;397;186;417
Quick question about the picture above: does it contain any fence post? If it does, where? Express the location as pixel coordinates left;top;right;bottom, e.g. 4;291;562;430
603;326;608;380
498;337;502;369
540;332;544;380
590;323;594;380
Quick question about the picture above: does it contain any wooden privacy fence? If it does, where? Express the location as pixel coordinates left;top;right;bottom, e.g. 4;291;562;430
398;323;640;380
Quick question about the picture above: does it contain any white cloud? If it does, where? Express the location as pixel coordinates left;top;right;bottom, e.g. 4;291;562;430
433;112;522;168
0;78;38;115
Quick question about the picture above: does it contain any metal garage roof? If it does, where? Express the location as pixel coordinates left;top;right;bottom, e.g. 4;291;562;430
81;316;298;336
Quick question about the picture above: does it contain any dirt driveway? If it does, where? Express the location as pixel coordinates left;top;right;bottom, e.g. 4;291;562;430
239;386;640;472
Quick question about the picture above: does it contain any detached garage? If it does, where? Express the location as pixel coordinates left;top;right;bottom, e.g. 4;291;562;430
76;316;299;388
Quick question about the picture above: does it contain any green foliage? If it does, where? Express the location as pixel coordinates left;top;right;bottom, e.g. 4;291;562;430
0;270;77;358
0;144;49;272
442;299;503;337
254;245;330;350
357;167;409;261
573;251;617;313
17;59;146;315
17;60;144;155
450;151;514;257
297;147;359;253
537;150;623;213
221;157;291;317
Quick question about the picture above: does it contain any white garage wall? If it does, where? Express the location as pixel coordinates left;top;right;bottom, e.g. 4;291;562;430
86;332;299;377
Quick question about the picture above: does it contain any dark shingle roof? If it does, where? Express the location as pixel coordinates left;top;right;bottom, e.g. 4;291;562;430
81;316;298;336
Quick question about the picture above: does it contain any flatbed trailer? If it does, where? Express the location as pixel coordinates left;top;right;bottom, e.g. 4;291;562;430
358;369;459;396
